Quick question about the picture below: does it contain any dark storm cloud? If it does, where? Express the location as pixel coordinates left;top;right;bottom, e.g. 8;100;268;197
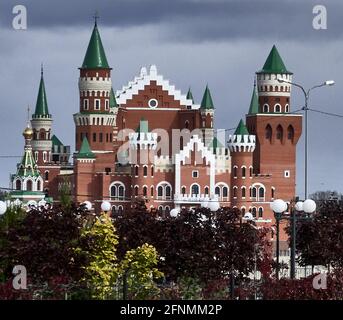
0;0;342;41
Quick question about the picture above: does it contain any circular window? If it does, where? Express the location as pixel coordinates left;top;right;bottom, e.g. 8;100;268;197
148;99;158;108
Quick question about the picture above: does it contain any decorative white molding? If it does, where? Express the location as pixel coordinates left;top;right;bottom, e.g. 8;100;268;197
116;65;200;109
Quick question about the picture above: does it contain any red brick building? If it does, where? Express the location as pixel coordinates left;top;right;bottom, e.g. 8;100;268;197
11;22;303;242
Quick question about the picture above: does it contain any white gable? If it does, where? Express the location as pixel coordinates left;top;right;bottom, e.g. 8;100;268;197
115;65;200;109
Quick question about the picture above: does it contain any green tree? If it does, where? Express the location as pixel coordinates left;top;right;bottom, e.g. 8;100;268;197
118;243;163;300
75;214;119;299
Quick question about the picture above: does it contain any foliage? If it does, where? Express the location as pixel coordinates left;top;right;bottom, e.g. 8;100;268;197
177;276;203;300
0;204;87;284
118;243;163;300
58;177;72;209
75;213;119;299
310;190;342;201
114;199;271;285
290;201;343;269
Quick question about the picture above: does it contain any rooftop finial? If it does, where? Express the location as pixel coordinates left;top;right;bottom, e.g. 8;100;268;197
27;105;30;123
41;63;44;77
93;10;99;26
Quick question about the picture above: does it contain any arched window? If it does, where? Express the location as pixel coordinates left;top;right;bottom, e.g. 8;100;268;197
185;121;189;129
165;186;171;199
134;186;139;196
158;186;163;198
265;125;272;142
233;187;238;198
258;207;263;218
181;186;186;195
215;186;221;196
222;187;228;198
118;185;124;199
274;104;281;113
242;166;246;178
15;180;21;190
111;185;116;197
112;206;117;216
205;186;209;195
151;186;154;197
135;165;139;176
143;166;148;177
158;206;163;215
252;187;257;198
165;206;170;216
276;125;283;141
37;180;41;191
249;167;253;177
241;207;246;214
233;166;238;178
118;206;123;215
285;104;289;113
287;125;294;141
271;187;275;199
143;186;148;197
151;166;154;177
263;104;269;113
259;187;265;199
252;207;257;217
26;180;33;191
191;184;200;196
242;187;246;198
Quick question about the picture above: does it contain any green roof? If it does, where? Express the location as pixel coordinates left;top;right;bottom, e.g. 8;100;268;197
52;135;63;147
17;147;40;178
234;119;249;135
186;88;194;104
82;22;110;69
200;85;214;110
110;88;117;108
209;137;224;149
248;83;259;114
77;137;95;159
33;70;50;118
136;118;149;133
257;45;292;74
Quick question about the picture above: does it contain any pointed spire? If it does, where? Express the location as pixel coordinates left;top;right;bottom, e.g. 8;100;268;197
234;119;249;136
257;45;292;74
82;21;110;69
248;81;259;114
200;85;214;110
77;137;95;159
109;88;117;108
33;67;50;118
186;87;194;104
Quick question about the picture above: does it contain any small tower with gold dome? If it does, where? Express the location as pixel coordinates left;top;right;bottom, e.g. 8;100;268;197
10;115;45;203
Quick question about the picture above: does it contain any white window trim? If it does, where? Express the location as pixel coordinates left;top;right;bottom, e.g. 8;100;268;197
192;170;199;178
94;99;101;110
83;99;89;110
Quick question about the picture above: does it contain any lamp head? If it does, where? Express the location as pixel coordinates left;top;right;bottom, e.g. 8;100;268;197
324;80;335;86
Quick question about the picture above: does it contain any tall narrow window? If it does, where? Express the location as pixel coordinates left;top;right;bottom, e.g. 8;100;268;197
134;186;139;196
95;99;101;110
223;187;228;198
16;180;21;190
166;186;171;199
191;184;199;196
143;166;148;177
233;166;238;178
158;186;163;198
233;187;237;198
265;125;272;142
242;187;246;198
258;207;263;218
151;186;154;197
242;167;246;178
181;186;186;195
276;125;283;141
151;166;154;177
287;125;294;141
143;186;147;197
83;99;89;110
205;187;209;195
26;180;33;191
135;166;139;176
93;133;96;142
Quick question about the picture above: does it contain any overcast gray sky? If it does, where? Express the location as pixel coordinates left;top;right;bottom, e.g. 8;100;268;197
0;0;342;198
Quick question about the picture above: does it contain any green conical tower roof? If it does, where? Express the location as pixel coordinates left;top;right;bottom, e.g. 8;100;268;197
110;88;117;108
257;45;292;74
200;85;214;109
234;119;249;135
186;87;194;104
33;68;50;118
77;137;95;159
248;83;259;114
82;22;110;69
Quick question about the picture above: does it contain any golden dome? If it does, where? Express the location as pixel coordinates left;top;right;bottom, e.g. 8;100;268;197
23;125;33;139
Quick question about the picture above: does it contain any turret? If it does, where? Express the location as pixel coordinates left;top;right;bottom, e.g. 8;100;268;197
200;85;214;146
74;20;115;152
31;67;53;165
255;45;292;114
228;119;255;211
10;120;44;201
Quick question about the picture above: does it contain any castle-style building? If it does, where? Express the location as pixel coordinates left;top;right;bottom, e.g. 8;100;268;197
10;21;302;240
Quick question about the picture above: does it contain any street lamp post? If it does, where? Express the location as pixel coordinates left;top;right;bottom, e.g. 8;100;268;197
271;198;316;279
277;78;335;199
